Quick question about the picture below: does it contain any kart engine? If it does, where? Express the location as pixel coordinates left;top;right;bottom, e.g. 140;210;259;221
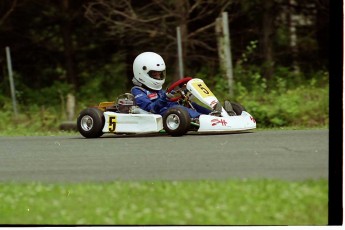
116;93;135;113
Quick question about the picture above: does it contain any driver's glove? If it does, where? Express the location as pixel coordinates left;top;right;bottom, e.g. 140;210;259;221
165;90;177;100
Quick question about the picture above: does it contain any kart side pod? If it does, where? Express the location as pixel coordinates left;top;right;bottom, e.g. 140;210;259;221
102;112;163;134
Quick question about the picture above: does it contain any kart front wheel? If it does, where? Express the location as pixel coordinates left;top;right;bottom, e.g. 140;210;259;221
77;108;104;138
163;107;191;137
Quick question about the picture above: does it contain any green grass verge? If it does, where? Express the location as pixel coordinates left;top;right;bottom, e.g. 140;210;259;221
0;179;327;225
0;126;328;137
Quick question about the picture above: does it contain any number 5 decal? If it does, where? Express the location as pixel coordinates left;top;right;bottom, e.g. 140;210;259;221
192;82;214;98
109;116;117;132
198;84;209;94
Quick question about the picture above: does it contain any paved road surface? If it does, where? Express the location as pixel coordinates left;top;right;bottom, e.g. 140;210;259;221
0;130;328;182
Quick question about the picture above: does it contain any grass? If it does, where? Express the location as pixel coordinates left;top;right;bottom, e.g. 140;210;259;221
0;129;78;137
0;118;328;137
0;179;328;225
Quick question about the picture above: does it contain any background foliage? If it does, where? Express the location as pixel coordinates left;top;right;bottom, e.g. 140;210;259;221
0;0;329;131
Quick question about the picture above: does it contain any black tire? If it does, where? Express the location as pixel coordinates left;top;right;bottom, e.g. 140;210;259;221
77;108;104;138
163;107;191;136
231;102;246;115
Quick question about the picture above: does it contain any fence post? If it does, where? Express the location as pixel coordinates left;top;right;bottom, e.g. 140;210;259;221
216;12;234;97
5;46;18;117
176;26;184;79
222;12;234;97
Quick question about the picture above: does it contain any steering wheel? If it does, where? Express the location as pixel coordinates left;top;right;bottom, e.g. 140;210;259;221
166;77;192;102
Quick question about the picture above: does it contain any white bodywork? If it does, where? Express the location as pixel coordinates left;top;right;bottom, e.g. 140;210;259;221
102;112;163;134
100;78;256;134
186;78;229;117
198;112;256;132
101;110;255;134
186;78;256;132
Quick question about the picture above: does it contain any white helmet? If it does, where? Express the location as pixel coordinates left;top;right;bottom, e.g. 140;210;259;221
132;52;166;90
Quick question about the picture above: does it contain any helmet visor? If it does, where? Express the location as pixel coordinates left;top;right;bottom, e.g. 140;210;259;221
148;70;165;80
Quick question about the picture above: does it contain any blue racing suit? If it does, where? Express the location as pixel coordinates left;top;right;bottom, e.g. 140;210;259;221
131;86;212;118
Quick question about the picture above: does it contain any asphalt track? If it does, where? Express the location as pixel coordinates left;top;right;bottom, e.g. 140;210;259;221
0;129;328;183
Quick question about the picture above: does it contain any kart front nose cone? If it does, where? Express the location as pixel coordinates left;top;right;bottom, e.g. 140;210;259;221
166;114;180;130
80;115;94;131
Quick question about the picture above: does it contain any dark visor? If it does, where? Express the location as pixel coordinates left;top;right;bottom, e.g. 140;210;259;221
148;70;165;80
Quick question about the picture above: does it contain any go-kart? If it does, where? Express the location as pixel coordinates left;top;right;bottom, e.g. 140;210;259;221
77;77;256;137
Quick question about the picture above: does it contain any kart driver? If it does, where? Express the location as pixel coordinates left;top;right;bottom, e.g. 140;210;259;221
130;52;234;118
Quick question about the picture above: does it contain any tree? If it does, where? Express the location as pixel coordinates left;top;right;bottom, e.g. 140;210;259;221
0;0;18;26
261;0;276;80
84;0;232;82
0;0;120;104
0;0;329;106
60;0;78;91
236;0;328;79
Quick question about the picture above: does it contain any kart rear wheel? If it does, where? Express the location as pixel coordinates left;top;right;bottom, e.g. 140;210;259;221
77;108;104;138
163;107;191;136
231;102;246;115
